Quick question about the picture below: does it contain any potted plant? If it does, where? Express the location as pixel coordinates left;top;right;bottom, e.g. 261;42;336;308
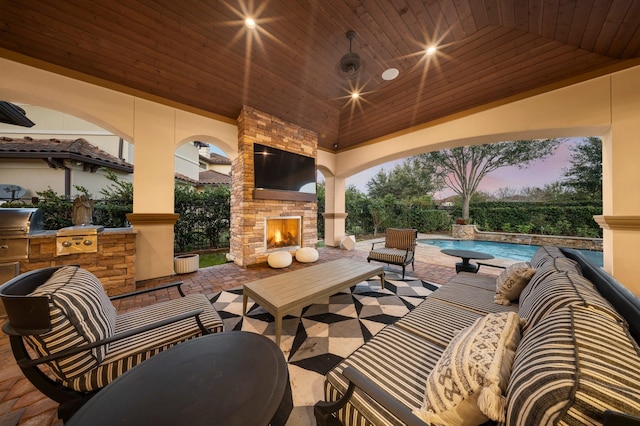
174;253;200;274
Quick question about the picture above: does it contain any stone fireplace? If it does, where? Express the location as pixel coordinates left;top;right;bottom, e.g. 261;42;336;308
265;216;301;251
229;107;318;266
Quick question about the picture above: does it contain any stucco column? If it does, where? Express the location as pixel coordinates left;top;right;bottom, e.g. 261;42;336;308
127;99;178;281
594;68;640;296
322;175;347;247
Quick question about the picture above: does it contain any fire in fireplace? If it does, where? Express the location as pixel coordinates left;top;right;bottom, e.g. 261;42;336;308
265;216;301;251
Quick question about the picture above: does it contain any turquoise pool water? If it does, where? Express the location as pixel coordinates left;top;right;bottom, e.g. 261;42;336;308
417;239;603;267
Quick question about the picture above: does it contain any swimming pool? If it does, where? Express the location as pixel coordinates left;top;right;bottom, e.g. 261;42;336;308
417;239;603;267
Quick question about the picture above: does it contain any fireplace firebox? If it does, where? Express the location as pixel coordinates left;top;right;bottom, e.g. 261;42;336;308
265;216;301;251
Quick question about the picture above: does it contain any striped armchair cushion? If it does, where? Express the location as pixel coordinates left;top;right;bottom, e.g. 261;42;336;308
26;266;117;381
384;229;417;250
62;293;224;392
505;305;640;425
367;248;412;266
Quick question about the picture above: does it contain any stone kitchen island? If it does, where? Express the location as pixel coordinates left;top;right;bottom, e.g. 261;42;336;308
23;227;137;296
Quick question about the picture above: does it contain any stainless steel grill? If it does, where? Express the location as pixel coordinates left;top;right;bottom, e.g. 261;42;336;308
0;208;44;261
56;225;104;256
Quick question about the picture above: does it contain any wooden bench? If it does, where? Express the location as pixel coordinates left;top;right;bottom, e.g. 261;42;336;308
243;258;385;346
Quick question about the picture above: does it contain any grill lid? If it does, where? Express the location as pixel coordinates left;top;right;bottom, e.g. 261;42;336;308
0;208;44;237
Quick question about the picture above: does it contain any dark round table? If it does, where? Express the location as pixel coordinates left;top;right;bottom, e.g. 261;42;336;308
441;249;494;273
66;331;292;426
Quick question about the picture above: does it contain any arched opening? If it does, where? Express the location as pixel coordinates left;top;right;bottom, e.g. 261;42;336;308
0;103;133;215
172;138;232;260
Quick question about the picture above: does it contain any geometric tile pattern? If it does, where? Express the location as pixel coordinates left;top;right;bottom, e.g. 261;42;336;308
209;271;439;425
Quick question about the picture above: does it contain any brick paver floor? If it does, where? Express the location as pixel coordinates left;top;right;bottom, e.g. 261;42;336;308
0;239;504;425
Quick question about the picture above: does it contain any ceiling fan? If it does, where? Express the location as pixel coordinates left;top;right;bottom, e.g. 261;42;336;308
338;30;364;79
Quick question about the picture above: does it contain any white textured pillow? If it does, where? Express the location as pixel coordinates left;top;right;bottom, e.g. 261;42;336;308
494;262;536;306
414;312;522;425
295;247;319;263
267;251;292;268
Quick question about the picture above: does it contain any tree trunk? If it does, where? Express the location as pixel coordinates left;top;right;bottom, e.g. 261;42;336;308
462;194;471;220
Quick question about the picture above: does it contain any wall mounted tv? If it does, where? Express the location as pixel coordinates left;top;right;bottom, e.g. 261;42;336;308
253;143;316;202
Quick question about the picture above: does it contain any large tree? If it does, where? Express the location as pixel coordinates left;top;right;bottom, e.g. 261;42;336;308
563;137;602;200
414;139;561;220
366;159;441;200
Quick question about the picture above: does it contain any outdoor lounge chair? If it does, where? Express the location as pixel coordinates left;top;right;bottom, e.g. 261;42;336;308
0;265;224;422
367;228;418;279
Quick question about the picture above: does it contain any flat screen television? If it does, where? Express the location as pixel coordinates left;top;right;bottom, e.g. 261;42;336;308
253;143;316;202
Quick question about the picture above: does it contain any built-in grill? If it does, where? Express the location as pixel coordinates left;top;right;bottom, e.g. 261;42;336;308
0;207;44;261
56;225;104;256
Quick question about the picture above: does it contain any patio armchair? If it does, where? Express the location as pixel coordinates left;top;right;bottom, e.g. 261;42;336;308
0;265;224;422
367;228;418;279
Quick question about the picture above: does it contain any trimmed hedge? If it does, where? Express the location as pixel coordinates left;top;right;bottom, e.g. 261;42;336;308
462;202;602;238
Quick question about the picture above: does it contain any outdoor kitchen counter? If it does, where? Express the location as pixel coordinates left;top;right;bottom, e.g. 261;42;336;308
20;227;138;296
27;227;136;238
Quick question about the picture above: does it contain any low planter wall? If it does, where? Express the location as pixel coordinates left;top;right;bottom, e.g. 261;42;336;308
451;224;475;240
471;227;602;251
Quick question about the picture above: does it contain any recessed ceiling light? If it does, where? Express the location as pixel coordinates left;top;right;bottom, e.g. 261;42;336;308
245;18;256;29
351;92;360;99
426;46;437;56
381;68;399;81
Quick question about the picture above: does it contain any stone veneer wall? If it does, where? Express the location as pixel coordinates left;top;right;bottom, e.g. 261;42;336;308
230;106;318;266
453;225;603;251
473;227;603;251
20;229;137;296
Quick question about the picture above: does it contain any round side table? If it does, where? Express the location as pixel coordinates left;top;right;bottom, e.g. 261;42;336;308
66;332;292;426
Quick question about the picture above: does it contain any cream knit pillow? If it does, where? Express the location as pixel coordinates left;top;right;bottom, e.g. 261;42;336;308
414;312;522;426
494;262;536;306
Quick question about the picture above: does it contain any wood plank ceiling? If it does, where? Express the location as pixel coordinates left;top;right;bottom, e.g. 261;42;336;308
1;1;640;152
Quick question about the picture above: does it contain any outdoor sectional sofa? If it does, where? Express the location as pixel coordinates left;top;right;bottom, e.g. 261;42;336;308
314;246;640;426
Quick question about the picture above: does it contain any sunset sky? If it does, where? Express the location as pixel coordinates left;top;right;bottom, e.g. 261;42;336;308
344;138;580;199
212;137;582;199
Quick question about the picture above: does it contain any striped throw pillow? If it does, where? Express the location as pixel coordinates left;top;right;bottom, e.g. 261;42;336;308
414;312;522;425
26;266;116;381
529;246;566;268
518;257;583;306
518;271;622;335
506;305;640;425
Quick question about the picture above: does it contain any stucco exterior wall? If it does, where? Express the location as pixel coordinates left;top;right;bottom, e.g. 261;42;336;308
1;55;639;295
0;105;130;159
332;76;611;179
0;56;237;280
174;143;200;181
0;160;66;198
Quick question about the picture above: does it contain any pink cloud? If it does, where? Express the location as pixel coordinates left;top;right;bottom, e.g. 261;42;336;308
343;138;581;198
479;140;575;193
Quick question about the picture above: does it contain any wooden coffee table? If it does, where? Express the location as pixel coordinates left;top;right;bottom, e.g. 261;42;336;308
243;258;385;345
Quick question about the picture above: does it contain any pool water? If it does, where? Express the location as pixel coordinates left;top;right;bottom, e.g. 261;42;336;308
417;239;603;267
